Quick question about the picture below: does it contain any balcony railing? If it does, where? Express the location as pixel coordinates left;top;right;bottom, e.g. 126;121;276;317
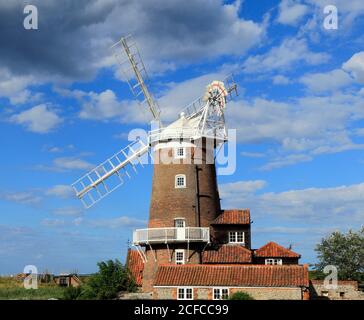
133;227;210;245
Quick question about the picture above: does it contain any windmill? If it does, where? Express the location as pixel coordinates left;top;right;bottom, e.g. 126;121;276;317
71;35;237;291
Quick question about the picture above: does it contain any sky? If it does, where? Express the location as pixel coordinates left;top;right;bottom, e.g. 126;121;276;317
0;0;364;275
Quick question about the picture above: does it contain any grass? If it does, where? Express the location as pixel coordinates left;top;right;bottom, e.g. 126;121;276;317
0;277;66;300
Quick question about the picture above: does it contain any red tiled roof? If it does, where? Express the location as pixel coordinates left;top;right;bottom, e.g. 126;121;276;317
154;264;309;287
212;209;250;225
202;245;252;264
254;242;300;258
126;249;144;286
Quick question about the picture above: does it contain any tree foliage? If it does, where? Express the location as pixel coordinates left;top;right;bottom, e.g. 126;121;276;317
79;259;137;299
229;291;254;300
315;227;364;281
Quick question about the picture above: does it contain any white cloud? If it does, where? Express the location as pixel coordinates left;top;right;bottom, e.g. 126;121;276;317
52;157;94;171
277;0;309;26
220;180;364;224
53;207;83;217
241;151;266;158
0;68;37;104
243;37;330;74
342;51;364;83
9;104;62;133
220;180;267;201
0;191;41;205
272;75;291;85
41;219;65;227
260;154;312;171
86;216;146;229
46;185;74;199
300;69;353;92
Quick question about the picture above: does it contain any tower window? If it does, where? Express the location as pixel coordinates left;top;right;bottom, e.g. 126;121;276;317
175;147;185;159
175;249;185;265
228;231;245;244
175;174;186;188
265;258;282;265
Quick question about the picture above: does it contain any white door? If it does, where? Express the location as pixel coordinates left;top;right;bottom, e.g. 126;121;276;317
175;219;185;241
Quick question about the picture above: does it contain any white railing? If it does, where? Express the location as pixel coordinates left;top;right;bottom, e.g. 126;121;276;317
149;127;200;144
133;227;210;245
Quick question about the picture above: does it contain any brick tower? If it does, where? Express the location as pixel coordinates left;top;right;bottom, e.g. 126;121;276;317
140;138;222;291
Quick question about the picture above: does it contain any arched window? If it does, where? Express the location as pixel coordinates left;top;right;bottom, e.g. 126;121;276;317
175;174;186;188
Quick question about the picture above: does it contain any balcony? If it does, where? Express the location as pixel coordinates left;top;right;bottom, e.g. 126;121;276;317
133;227;210;245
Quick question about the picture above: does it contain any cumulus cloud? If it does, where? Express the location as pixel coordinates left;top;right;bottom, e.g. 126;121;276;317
300;69;353;92
342;51;364;83
277;0;309;26
0;191;41;205
272;75;291;85
220;180;364;224
46;185;75;199
0;0;265;86
86;216;146;229
243;37;330;74
9;104;62;133
52;207;83;217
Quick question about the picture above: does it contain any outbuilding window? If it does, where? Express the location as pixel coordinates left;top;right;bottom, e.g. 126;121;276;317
175;174;186;188
177;287;193;300
213;288;229;300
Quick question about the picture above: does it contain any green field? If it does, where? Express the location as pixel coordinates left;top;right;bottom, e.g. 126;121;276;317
0;277;66;300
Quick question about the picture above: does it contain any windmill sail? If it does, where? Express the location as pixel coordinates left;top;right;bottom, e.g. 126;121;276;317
111;35;161;124
72;139;149;208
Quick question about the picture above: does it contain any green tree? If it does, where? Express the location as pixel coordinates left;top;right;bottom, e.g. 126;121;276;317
81;259;137;299
229;291;254;300
315;227;364;281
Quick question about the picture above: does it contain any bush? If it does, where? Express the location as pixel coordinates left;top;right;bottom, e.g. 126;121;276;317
82;259;137;299
62;286;82;300
229;291;254;300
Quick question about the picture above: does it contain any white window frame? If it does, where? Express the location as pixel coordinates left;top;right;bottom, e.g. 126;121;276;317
175;249;185;265
213;287;229;300
265;258;282;265
174;218;186;228
175;147;186;159
175;174;186;188
228;231;245;244
177;287;193;300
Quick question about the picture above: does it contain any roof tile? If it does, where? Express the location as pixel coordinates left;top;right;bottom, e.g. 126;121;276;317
154;264;309;287
212;209;250;225
254;242;300;258
126;249;144;286
202;245;252;263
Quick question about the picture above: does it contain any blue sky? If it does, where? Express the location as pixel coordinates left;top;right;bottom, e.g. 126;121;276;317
1;0;364;275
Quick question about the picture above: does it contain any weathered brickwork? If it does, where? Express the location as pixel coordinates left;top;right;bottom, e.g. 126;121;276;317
310;280;364;300
153;286;305;300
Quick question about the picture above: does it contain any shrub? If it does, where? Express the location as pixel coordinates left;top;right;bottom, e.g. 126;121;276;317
82;259;137;299
62;286;82;300
229;291;254;300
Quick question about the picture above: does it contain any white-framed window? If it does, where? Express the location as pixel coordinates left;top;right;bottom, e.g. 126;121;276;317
175;147;186;159
213;288;229;300
177;287;193;300
175;174;186;188
265;258;282;265
228;231;245;244
175;249;185;265
174;218;185;228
